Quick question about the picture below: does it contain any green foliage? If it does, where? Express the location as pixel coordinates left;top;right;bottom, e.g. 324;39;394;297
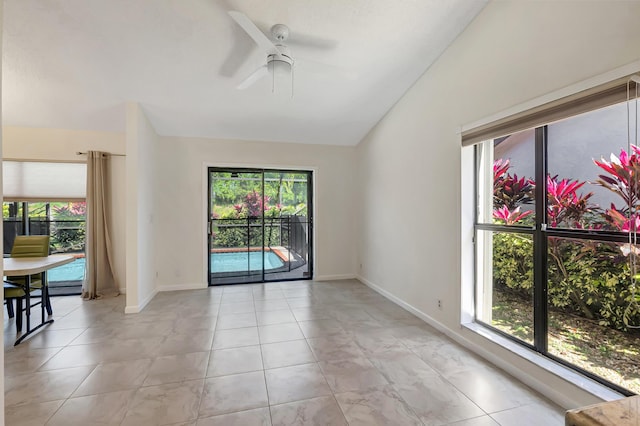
210;172;308;249
50;202;86;252
492;233;533;295
493;233;640;331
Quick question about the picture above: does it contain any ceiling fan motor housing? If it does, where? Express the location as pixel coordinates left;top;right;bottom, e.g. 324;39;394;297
267;44;294;68
271;24;290;41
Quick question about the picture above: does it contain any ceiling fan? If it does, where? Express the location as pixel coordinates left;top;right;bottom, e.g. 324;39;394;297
227;11;345;91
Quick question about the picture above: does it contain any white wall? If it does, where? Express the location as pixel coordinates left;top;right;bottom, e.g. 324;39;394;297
356;0;640;409
0;0;5;422
125;103;158;312
154;136;356;291
1;127;127;294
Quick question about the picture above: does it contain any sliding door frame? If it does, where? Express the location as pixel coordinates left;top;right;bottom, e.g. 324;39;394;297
203;163;315;286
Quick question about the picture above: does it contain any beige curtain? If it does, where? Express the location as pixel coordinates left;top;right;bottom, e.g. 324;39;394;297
82;151;119;299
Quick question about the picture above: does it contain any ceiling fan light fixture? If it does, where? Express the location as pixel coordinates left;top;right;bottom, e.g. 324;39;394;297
267;51;294;96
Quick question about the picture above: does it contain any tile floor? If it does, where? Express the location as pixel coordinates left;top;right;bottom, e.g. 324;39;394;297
3;279;565;425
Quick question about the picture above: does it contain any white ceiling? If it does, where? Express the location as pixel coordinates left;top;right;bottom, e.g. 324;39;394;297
2;0;486;146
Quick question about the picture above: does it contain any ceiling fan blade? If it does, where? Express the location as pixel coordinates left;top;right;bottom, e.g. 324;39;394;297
237;65;269;90
228;11;281;56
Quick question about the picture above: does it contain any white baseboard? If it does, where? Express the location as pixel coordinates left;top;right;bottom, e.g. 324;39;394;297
124;305;139;314
124;287;158;314
357;274;449;334
158;283;207;292
314;274;356;281
356;274;603;410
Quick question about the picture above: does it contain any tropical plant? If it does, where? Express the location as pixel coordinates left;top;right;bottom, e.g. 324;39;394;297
493;159;535;210
51;202;86;252
493;206;532;225
546;175;597;228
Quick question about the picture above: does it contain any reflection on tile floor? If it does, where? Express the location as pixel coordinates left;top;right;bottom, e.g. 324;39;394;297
4;279;565;425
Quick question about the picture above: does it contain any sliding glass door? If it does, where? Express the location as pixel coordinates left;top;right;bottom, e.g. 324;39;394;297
208;168;313;285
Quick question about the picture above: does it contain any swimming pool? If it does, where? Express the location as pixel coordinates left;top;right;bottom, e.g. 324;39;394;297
46;251;286;281
211;251;285;273
48;257;86;282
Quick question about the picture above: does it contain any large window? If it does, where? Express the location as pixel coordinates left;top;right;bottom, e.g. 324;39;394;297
4;201;86;295
474;100;640;395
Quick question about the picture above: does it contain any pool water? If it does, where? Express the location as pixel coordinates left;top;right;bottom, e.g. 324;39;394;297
48;257;86;282
47;251;286;281
211;251;285;273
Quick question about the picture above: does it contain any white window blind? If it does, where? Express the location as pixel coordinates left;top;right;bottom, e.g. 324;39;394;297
3;161;86;202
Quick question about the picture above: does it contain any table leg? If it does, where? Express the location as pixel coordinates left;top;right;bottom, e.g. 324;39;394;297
25;274;31;332
14;271;55;346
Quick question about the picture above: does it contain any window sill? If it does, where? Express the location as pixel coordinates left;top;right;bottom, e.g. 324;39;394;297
462;322;625;402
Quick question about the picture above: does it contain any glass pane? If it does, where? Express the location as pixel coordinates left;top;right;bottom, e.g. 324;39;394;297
476;230;534;344
49;202;86;253
477;129;536;225
547;101;640;230
263;171;311;281
3;202;23;254
210;171;264;281
547;237;640;393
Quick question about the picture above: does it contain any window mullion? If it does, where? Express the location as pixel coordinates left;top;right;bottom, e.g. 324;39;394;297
533;126;548;352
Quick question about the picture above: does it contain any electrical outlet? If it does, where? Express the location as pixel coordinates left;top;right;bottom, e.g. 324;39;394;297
437;299;442;309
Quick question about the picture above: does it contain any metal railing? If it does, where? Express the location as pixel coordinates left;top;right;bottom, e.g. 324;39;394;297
211;215;310;273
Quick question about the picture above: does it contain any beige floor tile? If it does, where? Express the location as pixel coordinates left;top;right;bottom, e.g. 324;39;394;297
489;401;565;425
4;346;61;377
286;297;317;308
368;350;438;386
388;324;444;348
412;338;491;376
172;316;218;332
217;312;257;330
306;334;366;361
4;280;572;426
254;299;290;312
4;399;63;426
5;365;95;406
290;307;332;321
335;386;422;426
318;357;390;393
264;363;332;405
39;336;163;369
447;416;500;426
220;293;254;304
258;322;304;344
73;358;153;396
256;309;296;326
199;371;269;417
298;319;345;338
197;407;271;425
144;351;210;386
121;379;204;425
212;326;259;349
156;330;214;355
19;328;86;349
46;390;134;426
253;289;285;301
444;364;540;413
207;345;263;377
351;329;405;356
270;395;348;426
261;339;316;369
392;372;485;425
218;301;256;315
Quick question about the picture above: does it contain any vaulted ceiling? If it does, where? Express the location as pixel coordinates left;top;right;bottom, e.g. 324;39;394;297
2;0;486;145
